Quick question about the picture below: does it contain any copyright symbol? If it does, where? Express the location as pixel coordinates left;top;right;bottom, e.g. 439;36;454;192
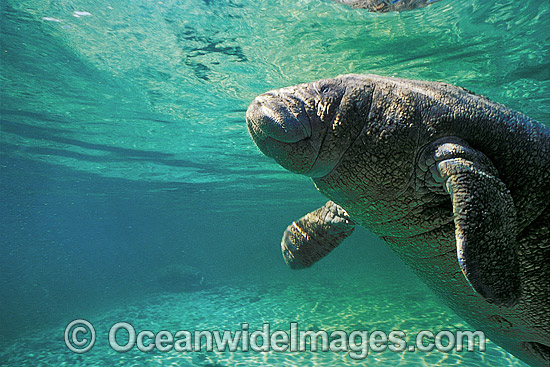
64;319;96;353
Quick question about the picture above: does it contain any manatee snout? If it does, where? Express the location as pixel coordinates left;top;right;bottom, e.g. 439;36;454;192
246;90;320;175
246;76;364;177
246;93;312;144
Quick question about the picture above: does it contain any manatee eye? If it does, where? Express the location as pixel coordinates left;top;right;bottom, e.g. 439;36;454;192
319;84;330;93
314;82;330;94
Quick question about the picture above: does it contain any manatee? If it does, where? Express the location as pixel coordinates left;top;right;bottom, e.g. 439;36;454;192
333;0;441;12
246;74;549;366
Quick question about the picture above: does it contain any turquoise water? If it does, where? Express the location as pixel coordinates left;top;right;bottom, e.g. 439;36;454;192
1;0;548;366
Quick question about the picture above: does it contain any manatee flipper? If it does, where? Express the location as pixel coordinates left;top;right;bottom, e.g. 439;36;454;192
421;137;520;307
281;201;355;269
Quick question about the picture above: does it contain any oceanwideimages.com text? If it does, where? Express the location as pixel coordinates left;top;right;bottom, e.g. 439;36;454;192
65;320;486;358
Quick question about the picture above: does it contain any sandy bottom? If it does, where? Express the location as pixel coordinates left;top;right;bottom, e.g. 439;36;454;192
1;274;529;367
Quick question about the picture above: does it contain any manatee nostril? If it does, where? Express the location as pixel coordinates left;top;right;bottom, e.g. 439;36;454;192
246;94;312;143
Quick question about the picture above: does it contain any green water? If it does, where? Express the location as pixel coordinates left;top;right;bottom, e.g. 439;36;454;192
1;0;548;366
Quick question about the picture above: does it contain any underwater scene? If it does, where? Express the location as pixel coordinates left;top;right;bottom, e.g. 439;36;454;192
1;0;548;366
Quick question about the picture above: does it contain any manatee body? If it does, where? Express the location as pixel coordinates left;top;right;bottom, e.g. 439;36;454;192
333;0;441;12
246;74;549;366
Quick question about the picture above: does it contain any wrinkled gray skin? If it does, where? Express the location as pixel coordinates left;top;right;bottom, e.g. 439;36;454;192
246;74;549;367
333;0;441;12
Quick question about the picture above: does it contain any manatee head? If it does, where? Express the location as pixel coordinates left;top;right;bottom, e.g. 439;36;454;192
246;75;375;178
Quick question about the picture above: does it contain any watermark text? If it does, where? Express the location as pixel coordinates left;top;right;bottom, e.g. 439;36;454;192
65;319;486;359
